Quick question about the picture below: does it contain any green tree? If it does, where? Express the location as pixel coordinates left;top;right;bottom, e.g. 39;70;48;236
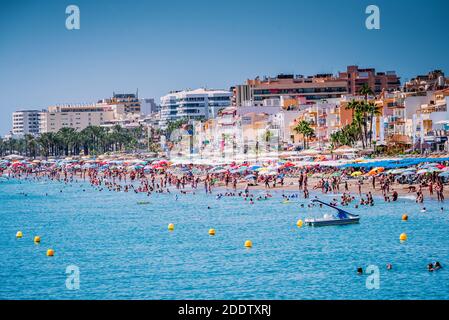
293;121;315;149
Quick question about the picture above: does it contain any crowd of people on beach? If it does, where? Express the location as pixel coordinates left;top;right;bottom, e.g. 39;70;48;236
1;158;448;209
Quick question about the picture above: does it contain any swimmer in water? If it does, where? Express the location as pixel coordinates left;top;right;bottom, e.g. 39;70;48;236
434;261;442;270
386;263;392;270
427;263;434;272
421;207;427;212
357;267;363;275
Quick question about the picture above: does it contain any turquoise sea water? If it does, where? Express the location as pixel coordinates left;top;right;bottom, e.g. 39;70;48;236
1;176;449;300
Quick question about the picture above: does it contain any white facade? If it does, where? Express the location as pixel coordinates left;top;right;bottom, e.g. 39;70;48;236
12;110;41;136
159;88;231;128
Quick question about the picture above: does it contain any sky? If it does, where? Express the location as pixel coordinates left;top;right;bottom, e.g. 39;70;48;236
1;0;449;135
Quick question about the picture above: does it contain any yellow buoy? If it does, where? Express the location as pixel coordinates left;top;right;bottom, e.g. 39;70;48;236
168;223;174;231
46;249;54;257
208;228;216;236
34;236;41;243
400;233;407;241
244;240;252;248
16;231;23;238
402;214;408;221
296;219;303;228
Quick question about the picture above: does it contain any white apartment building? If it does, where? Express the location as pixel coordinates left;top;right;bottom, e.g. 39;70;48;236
159;88;232;128
12;110;41;136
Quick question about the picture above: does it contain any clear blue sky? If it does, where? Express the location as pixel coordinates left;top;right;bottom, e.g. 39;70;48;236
1;0;448;135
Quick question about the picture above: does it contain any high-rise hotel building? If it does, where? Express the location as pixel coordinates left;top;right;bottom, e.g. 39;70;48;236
11;110;41;136
159;88;232;128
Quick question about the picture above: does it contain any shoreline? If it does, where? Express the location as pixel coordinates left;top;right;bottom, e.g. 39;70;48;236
3;172;447;207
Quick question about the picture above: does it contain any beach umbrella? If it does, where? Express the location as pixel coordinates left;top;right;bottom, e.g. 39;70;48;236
368;167;384;176
279;162;295;169
439;171;449;177
418;167;441;174
331;172;342;177
249;165;262;171
389;168;407;174
244;174;256;180
419;163;439;169
351;171;363;177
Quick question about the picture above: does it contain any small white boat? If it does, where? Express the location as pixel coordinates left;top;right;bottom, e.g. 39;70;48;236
305;199;360;227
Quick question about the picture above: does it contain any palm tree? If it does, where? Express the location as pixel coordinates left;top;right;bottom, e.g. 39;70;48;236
346;99;359;119
56;127;79;156
110;125;127;152
37;133;53;159
365;102;382;146
80;126;107;155
294;120;315;149
345;100;369;149
359;83;374;101
263;130;273;153
358;83;375;147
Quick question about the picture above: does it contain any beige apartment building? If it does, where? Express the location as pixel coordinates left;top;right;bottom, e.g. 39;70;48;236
39;103;124;133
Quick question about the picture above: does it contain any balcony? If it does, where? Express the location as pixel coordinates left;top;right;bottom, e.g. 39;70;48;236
420;104;447;114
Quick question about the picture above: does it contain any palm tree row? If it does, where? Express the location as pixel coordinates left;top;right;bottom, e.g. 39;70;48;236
332;84;381;149
0;125;149;158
